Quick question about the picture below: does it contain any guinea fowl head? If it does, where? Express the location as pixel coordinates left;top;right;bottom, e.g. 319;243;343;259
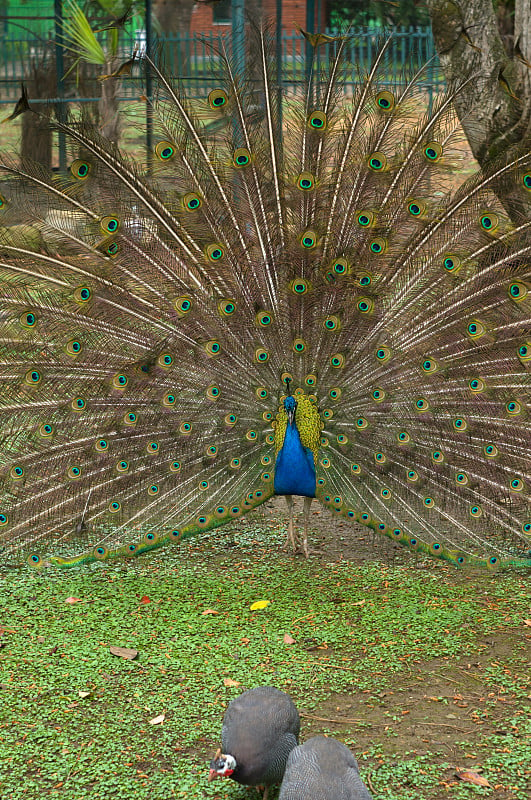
208;749;236;781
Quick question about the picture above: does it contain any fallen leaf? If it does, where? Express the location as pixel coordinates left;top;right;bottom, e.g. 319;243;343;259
455;770;491;787
351;600;366;607
47;645;58;655
250;600;270;611
65;597;82;604
109;645;138;660
524;619;531;627
223;678;241;687
139;595;151;605
78;690;92;698
149;713;165;725
201;609;219;615
283;633;296;645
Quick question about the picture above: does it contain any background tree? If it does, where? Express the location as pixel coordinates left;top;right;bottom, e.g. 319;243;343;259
328;0;429;29
426;0;531;221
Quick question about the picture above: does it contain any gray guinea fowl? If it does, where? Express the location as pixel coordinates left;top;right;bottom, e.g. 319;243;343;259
209;686;300;798
279;735;373;799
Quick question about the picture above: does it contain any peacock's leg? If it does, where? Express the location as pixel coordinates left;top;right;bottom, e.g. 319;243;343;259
282;495;298;552
301;496;312;558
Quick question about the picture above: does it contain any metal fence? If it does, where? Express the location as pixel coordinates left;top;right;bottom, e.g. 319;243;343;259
0;27;443;104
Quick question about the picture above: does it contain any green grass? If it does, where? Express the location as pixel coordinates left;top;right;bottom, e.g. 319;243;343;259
0;520;529;799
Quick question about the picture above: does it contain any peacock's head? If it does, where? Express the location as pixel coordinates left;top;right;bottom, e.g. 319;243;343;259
283;378;297;424
284;394;297;425
208;749;236;781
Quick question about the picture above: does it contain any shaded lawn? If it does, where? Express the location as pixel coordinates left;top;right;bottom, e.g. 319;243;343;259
0;513;529;800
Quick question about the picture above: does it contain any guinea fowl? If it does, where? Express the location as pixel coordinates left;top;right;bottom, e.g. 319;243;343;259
209;686;300;798
279;736;373;799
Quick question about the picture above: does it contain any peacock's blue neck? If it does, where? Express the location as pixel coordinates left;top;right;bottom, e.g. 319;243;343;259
274;417;316;498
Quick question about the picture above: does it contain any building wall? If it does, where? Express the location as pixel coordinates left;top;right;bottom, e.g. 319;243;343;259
190;0;326;36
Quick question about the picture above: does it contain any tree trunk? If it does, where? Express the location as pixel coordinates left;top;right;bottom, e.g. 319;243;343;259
21;48;55;168
426;0;531;222
99;59;121;143
154;0;196;75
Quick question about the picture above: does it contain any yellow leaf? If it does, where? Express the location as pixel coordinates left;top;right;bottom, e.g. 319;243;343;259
223;678;241;687
250;600;270;611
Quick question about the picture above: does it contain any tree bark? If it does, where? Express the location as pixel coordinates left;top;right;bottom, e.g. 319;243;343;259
426;0;531;221
21;48;55;168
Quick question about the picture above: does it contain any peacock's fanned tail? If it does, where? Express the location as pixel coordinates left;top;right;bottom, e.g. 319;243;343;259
0;28;530;569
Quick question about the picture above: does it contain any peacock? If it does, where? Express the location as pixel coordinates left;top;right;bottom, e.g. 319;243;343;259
0;26;530;571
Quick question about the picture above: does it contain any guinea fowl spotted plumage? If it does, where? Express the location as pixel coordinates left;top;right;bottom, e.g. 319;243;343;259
208;686;300;798
0;25;530;569
279;736;373;800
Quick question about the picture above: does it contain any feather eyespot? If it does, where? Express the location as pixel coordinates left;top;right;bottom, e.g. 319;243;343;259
479;212;498;231
330;353;345;368
208;89;228;109
308;110;327;130
183;192;202;211
407;199;426;216
25;369;41;385
174;296;192;315
206;384;221;400
218;299;236;316
291;278;309;294
256;311;273;327
10;465;24;480
508;281;527;302
375;90;395;110
39;423;54;437
170;461;181;472
100;215;120;234
357;210;375;227
423;141;442;161
368;152;386;171
74;286;92;303
70;159;91;179
300;230;318;249
19;311;37;328
205;340;222;356
206;243;224;262
233;147;251;168
323;315;340;331
469;378;485;393
442;254;461;274
155;141;176;161
297;171;315;190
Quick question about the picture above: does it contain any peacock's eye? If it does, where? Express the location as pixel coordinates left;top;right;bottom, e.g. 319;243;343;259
368;152;386;171
298;171;315;190
70;159;91;179
155;141;175;160
208;89;228;108
206;243;224;262
357;210;375;227
233;147;251;167
100;215;120;234
183;192;202;211
375;90;395;110
424;141;442;161
308;110;327;129
300;230;317;249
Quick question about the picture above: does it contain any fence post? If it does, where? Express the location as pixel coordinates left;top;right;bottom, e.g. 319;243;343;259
145;0;153;172
54;0;66;171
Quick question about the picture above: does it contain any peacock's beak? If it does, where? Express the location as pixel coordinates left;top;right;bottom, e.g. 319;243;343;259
287;407;296;425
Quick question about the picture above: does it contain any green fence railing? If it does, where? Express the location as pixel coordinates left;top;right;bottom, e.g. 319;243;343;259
0;27;443;104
